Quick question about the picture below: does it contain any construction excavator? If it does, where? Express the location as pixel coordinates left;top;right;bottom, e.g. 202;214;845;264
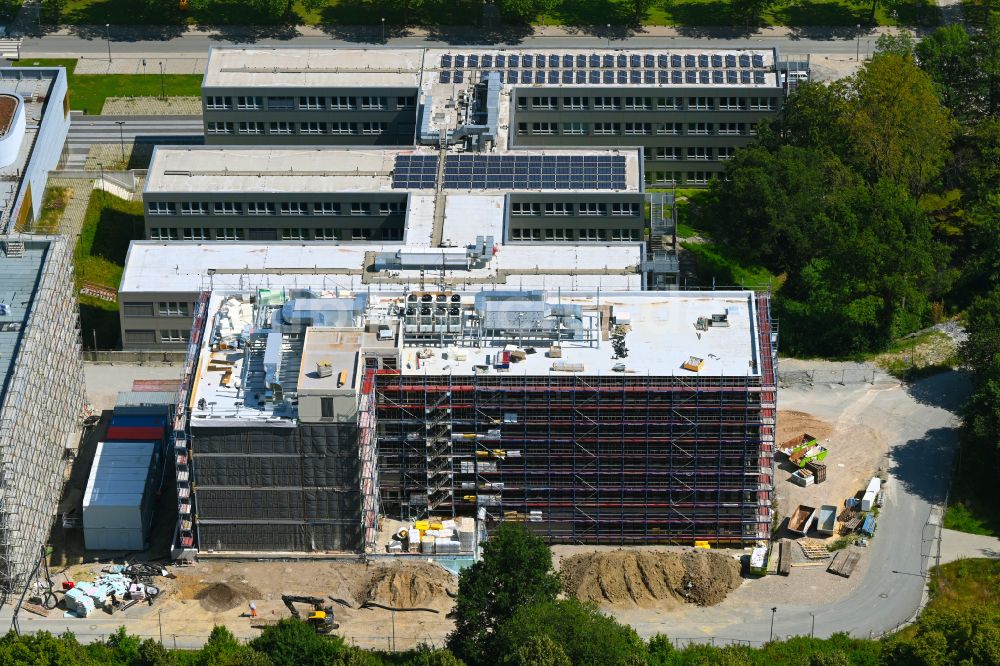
281;595;339;634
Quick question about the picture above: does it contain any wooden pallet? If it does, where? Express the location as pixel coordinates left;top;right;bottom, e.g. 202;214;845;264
22;602;49;618
797;539;832;560
828;550;861;578
80;281;118;303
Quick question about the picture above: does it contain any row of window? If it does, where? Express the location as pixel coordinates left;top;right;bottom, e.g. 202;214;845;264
147;200;406;216
647;171;719;185
206;121;389;136
509;228;641;241
509;201;640;216
644;146;737;161
204;95;415;111
148;227;405;241
517;121;757;137
517;96;776;112
122;301;191;317
123;329;191;345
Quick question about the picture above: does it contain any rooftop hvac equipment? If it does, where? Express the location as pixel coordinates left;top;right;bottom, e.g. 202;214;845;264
280;294;367;327
551;361;584;372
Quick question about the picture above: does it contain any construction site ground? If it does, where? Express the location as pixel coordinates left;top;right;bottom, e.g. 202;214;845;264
36;360;962;648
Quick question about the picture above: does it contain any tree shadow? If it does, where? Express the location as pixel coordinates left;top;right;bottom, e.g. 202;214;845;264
79;303;122;349
903;369;971;412
207;22;302;43
781;6;872;40
887;427;960;506
314;0;484;42
91;206;140;265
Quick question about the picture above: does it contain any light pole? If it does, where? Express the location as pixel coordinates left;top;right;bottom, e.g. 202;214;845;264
115;120;126;163
158;61;165;100
158;609;163;645
856;24;861;61
105;23;112;63
381;17;385;43
142;58;147;75
809;612;815;638
769;607;777;642
607;23;611;47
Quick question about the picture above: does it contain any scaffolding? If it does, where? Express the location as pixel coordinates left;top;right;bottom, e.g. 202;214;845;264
0;237;85;594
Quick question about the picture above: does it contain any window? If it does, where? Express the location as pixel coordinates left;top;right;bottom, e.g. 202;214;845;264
205;121;234;135
652;147;679;160
321;397;334;418
351;228;371;240
360;96;386;110
158;301;189;316
314;228;337;240
656;97;680;110
379;201;404;215
205;96;231;110
611;203;639;216
593;122;618;135
280;202;308;215
329;122;356;135
656;123;681;135
124;330;156;345
649;171;680;185
149;228;178;240
562;96;586;110
147;201;173;215
182;227;209;240
516;97;527;111
247;202;275;216
361;122;385;135
236;96;262;110
624;122;650;135
562;122;585;135
350;202;371;215
516;123;528;136
531;96;557;109
718;146;736;160
123;302;154;317
269;121;293;135
267;96;295;110
331;96;354;110
298;96;324;110
281;228;309;240
610;228;639;241
159;330;189;343
624;96;651;110
216;227;245;240
687;122;712;135
397;96;417;109
179;202;208;215
687;147;712;160
544;228;569;240
687;171;711;185
718;96;745;110
544;202;569;216
748;97;774;110
314;202;340;215
381;227;403;241
511;202;541;215
578;202;605;216
531;122;556;135
213;202;241;215
579;228;607;241
300;122;326;134
718;122;744;135
594;97;620;110
237;122;264;135
687;97;713;110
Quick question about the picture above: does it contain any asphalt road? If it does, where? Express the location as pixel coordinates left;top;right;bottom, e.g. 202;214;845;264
64;114;202;168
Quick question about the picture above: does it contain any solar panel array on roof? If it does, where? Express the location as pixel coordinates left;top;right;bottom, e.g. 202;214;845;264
443;155;627;190
392;155;439;189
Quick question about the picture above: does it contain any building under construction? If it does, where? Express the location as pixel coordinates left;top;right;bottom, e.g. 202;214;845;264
172;286;776;556
0;236;85;594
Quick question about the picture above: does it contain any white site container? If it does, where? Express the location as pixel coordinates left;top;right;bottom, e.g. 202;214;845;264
860;476;881;511
83;441;160;551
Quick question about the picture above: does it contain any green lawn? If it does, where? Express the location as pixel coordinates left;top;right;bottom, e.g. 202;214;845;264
31;186;73;234
50;0;938;26
681;240;777;288
13;58;201;115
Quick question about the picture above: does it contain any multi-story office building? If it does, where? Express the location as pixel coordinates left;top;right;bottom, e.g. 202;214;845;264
200;46;807;186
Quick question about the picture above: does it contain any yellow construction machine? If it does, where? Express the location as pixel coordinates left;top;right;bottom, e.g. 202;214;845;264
281;595;339;634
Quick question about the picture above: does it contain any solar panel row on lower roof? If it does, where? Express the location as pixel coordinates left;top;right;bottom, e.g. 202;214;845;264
442;155;627;191
392;155;439;190
489;69;768;85
441;52;767;71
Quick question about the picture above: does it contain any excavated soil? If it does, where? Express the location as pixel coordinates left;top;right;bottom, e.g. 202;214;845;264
360;563;456;609
560;550;742;607
194;580;261;612
777;410;835;444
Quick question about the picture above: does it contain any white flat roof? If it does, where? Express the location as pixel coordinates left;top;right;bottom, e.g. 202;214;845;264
119;241;645;294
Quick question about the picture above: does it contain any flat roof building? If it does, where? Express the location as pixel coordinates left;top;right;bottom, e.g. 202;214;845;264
0;236;85;592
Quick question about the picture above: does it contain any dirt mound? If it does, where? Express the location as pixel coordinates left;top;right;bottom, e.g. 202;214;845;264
561;550;742;607
778;410;834;443
362;563;455;608
195;580;260;612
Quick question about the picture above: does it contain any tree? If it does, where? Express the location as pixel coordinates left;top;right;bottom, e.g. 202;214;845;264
628;0;655;24
841;54;955;193
874;30;915;57
495;599;647;665
915;25;977;121
730;0;775;28
447;522;561;665
249;619;348;666
503;634;570;666
494;0;558;23
761;80;850;152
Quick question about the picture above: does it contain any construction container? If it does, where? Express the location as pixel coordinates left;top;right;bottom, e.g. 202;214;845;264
82;441;161;551
104;425;165;442
790;468;814;487
805;461;827;483
861;477;881;511
815;505;837;535
788;504;816;535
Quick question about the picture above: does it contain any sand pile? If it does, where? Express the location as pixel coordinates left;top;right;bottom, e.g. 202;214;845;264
195;580;261;612
561;550;742;607
777;410;834;443
362;563;455;608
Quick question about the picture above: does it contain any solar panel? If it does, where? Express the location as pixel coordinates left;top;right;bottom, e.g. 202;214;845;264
535;54;545;68
550;54;560;67
439;71;450;83
685;54;696;67
644;54;654;68
482;54;493;68
699;71;710;84
659;71;669;84
576;71;586;83
604;71;614;84
506;71;516;83
698;54;709;68
455;55;465;68
645;70;655;84
686;71;696;83
496;54;505;67
659;55;669;68
454;70;464;83
603;55;614;68
522;70;532;83
468;55;479;67
562;70;573;83
509;54;519;68
590;54;600;67
441;54;452;68
617;70;628;84
740;71;751;83
752;54;764;67
442;155;627;191
562;55;572;67
392;154;440;189
590;70;600;83
739;54;750;67
672;71;682;84
711;54;722;67
630;70;641;83
713;70;724;84
754;71;765;84
727;71;738;84
617;54;627;67
725;54;736;68
548;70;559;83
